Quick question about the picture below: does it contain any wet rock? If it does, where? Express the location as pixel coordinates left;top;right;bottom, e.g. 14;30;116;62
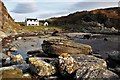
1;52;12;66
83;34;91;39
2;51;24;66
0;63;29;71
0;53;9;59
107;51;120;61
27;50;48;57
51;31;59;36
58;53;78;76
13;63;30;72
42;39;92;57
0;53;7;66
72;54;119;79
29;57;56;77
104;38;108;41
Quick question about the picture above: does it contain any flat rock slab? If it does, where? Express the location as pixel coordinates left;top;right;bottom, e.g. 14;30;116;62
42;39;92;56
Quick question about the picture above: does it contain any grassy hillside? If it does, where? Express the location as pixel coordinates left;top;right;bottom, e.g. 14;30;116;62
23;25;61;32
47;7;120;32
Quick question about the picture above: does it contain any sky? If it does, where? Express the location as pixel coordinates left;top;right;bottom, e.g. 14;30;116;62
2;0;120;22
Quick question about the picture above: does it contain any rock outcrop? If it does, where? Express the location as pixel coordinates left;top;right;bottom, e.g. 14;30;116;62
58;53;78;76
0;1;21;35
42;39;92;57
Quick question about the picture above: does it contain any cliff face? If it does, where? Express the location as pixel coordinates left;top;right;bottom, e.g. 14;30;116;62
48;7;120;30
0;1;21;36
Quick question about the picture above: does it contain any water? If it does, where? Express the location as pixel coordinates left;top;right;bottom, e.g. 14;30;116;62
11;37;45;59
10;34;120;59
71;34;120;59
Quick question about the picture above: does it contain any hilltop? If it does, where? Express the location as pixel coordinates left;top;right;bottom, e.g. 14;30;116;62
47;7;120;33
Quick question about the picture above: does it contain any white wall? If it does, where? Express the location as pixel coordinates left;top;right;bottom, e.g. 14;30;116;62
26;20;39;26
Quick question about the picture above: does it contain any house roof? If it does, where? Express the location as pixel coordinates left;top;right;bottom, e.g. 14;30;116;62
25;18;38;21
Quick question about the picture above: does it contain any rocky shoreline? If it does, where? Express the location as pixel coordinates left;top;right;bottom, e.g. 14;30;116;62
0;32;120;80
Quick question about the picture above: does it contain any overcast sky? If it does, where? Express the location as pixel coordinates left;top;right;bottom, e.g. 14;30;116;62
2;0;119;22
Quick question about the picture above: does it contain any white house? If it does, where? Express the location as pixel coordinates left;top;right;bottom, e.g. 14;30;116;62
25;18;39;26
44;22;49;26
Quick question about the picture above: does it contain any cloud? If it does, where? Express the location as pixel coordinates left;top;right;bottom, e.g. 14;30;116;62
38;2;118;19
69;2;118;12
10;0;36;3
38;11;69;19
11;2;38;13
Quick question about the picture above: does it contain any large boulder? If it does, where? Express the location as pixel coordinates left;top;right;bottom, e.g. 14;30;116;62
72;54;119;79
72;54;107;69
106;51;120;75
58;53;78;76
107;51;120;61
42;39;92;57
29;57;56;77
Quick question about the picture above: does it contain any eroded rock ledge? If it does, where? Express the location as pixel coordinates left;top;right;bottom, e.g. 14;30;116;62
42;39;93;57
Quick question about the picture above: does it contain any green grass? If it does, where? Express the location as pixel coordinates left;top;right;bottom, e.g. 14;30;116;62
23;25;61;32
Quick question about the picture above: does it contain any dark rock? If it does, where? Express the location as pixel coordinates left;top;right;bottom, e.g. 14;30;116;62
51;31;59;36
107;51;120;61
106;51;120;75
27;50;48;57
83;34;91;39
104;38;108;41
42;39;92;57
